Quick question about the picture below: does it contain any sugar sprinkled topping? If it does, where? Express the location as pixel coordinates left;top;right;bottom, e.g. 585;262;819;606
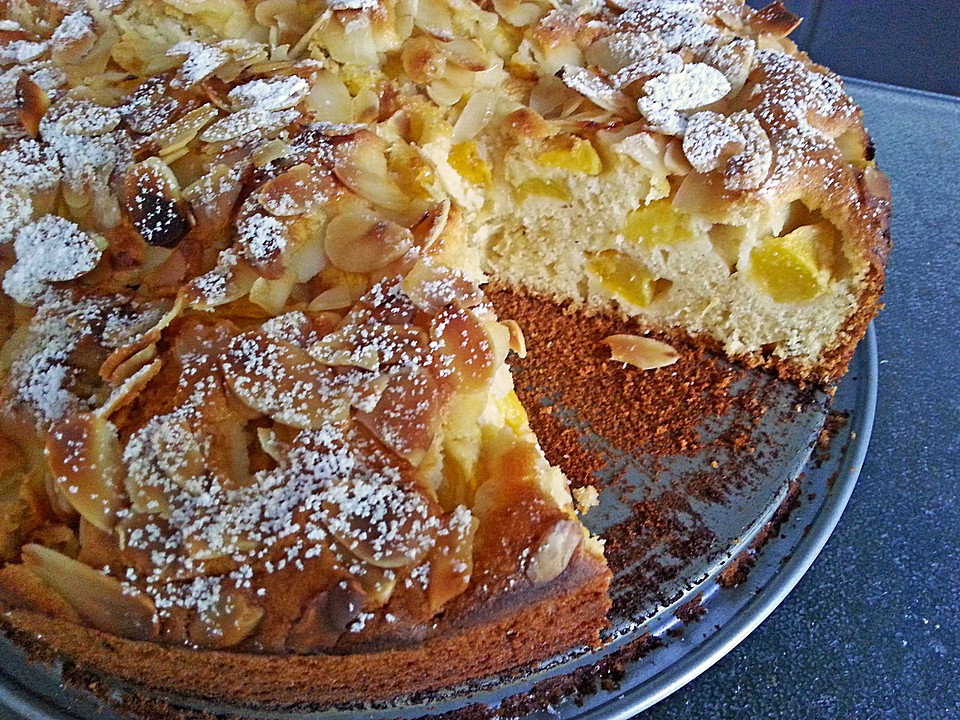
4;216;104;304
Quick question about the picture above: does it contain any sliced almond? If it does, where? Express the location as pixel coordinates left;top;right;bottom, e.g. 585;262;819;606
200;107;299;144
186;587;264;649
752;1;803;38
308;285;354;312
15;74;50;138
410;198;450;253
123;415;207;516
331;131;410;212
863;165;891;203
603;334;680;370
320;471;437;568
183;163;244;233
221;332;351;429
148;104;220;157
525;519;582;586
257;163;336;217
429;305;496;392
401;259;484;314
427;507;476;611
96;357;162;419
22;544;159;641
324;209;414;273
355;366;442;466
45;413;127;533
557;65;636;117
286;581;364;652
502;319;527;358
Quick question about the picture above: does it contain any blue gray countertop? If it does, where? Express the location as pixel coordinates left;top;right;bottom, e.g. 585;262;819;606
642;80;960;719
748;1;960;97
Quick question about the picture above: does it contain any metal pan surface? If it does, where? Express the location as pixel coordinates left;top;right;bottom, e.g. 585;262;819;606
0;325;877;719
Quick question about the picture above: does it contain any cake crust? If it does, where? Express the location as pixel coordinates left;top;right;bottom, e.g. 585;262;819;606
0;548;609;711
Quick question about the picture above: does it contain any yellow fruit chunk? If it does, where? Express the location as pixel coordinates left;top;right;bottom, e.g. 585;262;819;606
535;136;602;175
624;199;692;247
749;224;836;302
515;178;570;202
587;251;657;308
497;389;528;433
388;145;435;199
449;141;492;186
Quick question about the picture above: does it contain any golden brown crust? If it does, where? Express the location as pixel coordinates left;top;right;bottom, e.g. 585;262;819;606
0;549;609;710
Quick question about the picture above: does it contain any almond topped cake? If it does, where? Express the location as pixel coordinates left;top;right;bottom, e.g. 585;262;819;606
0;0;889;711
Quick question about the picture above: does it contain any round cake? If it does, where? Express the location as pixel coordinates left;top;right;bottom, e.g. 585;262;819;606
0;0;889;713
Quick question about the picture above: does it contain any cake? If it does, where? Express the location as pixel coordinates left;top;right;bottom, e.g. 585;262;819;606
0;0;889;712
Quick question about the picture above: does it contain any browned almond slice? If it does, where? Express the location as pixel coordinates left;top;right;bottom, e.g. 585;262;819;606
308;284;354;312
502;319;527;358
401;259;484;314
237;212;290;279
410;198;451;253
183;163;244;233
15;74;49;138
429;305;496;392
602;334;680;370
124;415;208;516
122;157;192;248
355;366;442;466
324;208;414;274
331;131;410;212
148;104;220;158
427;507;476;611
320;472;438;568
45;413;126;533
99;296;185;381
186;586;264;649
286;581;365;652
183;251;260;309
864;165;892;203
257;163;337;216
22;544;159;641
752;1;802;37
50;10;97;64
222;332;351;429
525;519;582;586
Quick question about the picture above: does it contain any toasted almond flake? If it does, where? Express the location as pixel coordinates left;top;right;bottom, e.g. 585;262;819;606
525;519;582;585
603;334;680;370
331;131;410;212
324;209;413;273
502;319;527;358
23;544;159;641
752;1;803;38
149;104;219;156
643;63;731;111
222;332;352;429
682;110;746;173
228;75;309;111
557;65;635;116
186;589;264;649
96;358;162;419
15;74;49;138
309;285;354;311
